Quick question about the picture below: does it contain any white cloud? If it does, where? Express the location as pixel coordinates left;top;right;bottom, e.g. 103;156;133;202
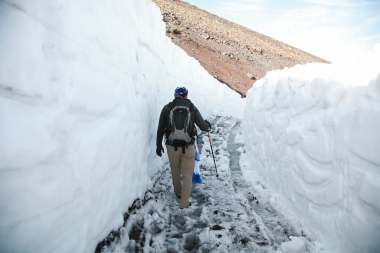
299;0;358;7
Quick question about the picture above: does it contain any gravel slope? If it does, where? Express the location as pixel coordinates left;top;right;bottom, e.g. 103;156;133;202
152;0;330;96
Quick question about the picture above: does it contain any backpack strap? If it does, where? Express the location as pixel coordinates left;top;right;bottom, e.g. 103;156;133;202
166;102;174;134
173;144;186;154
188;103;196;138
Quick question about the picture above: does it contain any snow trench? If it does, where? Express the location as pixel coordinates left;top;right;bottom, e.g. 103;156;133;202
1;0;379;252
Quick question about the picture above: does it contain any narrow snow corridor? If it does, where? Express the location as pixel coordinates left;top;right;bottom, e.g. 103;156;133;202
1;1;378;252
97;116;314;253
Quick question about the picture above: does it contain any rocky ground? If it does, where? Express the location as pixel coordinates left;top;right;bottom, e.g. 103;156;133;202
152;0;329;96
96;116;318;253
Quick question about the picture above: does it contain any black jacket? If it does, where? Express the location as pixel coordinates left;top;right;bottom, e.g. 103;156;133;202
156;98;209;147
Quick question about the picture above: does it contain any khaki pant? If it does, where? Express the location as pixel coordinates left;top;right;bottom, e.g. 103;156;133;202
166;145;195;208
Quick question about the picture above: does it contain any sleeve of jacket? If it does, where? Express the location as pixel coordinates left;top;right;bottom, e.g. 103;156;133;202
156;106;168;147
194;108;209;131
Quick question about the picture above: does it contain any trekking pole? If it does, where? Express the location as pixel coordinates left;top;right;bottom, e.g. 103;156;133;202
208;131;218;177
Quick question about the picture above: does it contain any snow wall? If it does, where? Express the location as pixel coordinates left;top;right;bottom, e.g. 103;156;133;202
242;51;380;253
0;1;243;253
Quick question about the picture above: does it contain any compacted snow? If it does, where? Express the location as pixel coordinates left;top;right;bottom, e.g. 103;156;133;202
97;116;321;253
0;0;379;252
242;52;380;253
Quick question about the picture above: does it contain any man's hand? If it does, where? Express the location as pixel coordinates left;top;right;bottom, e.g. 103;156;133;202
156;146;165;157
205;120;212;132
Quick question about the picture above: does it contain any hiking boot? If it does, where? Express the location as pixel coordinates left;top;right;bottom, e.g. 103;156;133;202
180;202;191;209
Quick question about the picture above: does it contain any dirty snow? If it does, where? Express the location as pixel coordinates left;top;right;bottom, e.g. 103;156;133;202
97;117;324;253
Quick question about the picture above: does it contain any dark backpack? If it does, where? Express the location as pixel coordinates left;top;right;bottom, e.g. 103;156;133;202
166;100;196;147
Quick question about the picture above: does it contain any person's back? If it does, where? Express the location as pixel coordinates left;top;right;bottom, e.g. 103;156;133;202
156;87;211;209
166;98;196;149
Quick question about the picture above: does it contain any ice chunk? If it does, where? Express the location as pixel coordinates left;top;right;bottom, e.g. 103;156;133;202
281;236;306;253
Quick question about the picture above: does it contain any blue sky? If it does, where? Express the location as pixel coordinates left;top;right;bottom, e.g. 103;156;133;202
185;0;380;63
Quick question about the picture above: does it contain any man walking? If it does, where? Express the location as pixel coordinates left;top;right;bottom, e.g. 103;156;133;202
156;87;211;209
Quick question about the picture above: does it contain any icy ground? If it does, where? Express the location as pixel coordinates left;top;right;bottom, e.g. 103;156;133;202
97;116;318;253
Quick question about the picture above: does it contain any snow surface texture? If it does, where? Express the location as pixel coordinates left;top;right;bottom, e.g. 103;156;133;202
0;1;243;253
98;116;320;253
242;48;380;253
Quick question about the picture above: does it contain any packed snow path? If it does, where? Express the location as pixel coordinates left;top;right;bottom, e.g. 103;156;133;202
97;116;313;253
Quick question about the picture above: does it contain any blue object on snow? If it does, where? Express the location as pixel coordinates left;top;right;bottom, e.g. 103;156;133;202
192;143;202;184
192;173;202;184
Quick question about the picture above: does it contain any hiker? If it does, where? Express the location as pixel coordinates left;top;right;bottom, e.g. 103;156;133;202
156;87;211;209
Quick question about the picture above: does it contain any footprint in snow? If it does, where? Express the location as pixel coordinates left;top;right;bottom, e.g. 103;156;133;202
96;116;315;253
